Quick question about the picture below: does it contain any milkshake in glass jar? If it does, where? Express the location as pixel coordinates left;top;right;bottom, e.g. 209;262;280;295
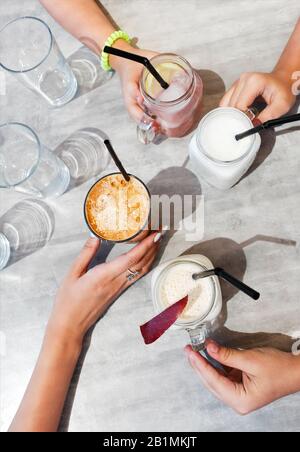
151;255;223;351
137;54;203;144
189;107;261;190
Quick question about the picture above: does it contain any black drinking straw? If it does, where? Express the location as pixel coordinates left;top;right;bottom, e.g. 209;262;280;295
104;139;130;182
193;268;260;301
235;113;300;141
104;46;169;90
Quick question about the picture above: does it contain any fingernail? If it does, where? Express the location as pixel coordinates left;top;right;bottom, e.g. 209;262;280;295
207;341;220;354
153;226;169;243
154;232;162;243
89;231;98;239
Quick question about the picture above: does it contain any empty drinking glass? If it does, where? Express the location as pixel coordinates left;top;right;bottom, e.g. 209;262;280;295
0;122;70;198
0;16;78;107
0;199;54;270
55;128;111;186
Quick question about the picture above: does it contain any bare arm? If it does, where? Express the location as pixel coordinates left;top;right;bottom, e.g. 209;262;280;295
274;18;300;79
9;330;81;432
39;0;115;54
9;234;160;432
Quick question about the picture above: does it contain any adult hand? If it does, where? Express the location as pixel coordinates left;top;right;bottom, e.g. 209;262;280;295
47;232;161;346
185;340;300;415
220;71;296;123
110;40;158;122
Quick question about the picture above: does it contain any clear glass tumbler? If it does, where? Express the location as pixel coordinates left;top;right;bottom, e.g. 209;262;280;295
0;199;54;270
0;122;70;198
0;16;78;107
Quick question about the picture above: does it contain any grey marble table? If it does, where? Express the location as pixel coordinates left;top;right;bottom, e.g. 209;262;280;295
1;0;300;433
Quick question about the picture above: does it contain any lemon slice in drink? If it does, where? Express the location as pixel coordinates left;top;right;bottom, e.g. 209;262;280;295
145;62;183;96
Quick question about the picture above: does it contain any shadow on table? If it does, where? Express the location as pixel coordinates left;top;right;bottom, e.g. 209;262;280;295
243;128;276;180
214;327;296;352
0;199;55;267
148;165;203;263
196;69;226;118
67;46;114;100
54;127;111;191
181;234;297;351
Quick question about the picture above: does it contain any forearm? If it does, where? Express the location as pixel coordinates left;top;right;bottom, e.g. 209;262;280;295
291;355;300;393
274;18;300;78
40;0;116;53
40;0;133;71
9;327;81;432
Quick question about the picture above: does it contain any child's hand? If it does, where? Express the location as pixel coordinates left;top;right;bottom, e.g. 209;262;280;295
110;40;158;122
220;71;296;123
47;233;160;346
185;340;300;415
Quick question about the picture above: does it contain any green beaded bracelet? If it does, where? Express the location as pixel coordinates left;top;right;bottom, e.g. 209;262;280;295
101;30;131;71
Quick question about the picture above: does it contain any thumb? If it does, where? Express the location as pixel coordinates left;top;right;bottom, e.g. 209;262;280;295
69;237;101;278
258;97;292;123
206;340;252;372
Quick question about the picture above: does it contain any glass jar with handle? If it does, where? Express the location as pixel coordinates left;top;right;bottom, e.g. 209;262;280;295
137;54;203;145
151;254;223;352
189;107;262;190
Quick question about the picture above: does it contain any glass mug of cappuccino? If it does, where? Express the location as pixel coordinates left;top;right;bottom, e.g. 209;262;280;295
151;255;223;351
84;172;151;243
137;54;203;145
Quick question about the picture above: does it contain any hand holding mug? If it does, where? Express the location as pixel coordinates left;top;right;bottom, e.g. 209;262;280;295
47;233;161;346
220;71;296;123
110;40;158;122
185;340;300;415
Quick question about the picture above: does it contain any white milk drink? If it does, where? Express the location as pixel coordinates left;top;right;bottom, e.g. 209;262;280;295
159;261;214;322
151;255;223;351
189;107;261;190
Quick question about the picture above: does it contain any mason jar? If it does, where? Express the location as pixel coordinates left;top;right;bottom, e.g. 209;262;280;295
189;107;262;190
137;54;203;144
151;254;223;351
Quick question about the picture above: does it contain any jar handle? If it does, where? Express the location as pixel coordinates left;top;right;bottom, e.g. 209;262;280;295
188;324;209;352
245;107;262;127
137;112;167;144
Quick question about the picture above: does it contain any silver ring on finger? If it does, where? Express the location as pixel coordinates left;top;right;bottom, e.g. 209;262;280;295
126;268;141;282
